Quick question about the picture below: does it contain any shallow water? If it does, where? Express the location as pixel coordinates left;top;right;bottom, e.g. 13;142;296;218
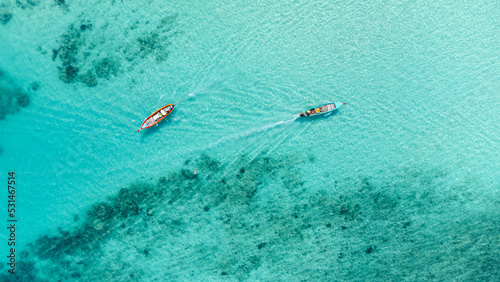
0;0;499;281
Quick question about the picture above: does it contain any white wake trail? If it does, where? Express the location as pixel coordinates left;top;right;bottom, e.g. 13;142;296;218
202;116;298;151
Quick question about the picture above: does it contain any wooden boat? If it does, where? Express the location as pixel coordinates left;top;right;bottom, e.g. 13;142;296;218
299;102;346;117
137;104;175;132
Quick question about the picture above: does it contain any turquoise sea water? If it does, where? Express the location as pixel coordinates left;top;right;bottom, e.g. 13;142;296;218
1;0;499;280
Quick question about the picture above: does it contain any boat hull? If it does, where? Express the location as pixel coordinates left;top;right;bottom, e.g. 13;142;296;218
299;102;345;117
137;104;175;132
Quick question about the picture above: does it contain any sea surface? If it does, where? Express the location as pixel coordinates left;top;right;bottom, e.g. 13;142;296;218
0;0;499;281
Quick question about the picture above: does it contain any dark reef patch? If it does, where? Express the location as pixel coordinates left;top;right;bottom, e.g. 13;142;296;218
0;69;32;120
52;49;58;60
15;92;30;107
137;31;170;63
78;70;97;87
30;81;39;91
19;155;498;281
80;23;92;31
94;57;120;80
58;28;82;65
197;153;220;171
113;185;150;218
181;168;197;180
365;246;375;254
17;0;41;9
52;13;179;87
0;12;12;25
58;64;79;83
0;260;38;281
0;1;14;25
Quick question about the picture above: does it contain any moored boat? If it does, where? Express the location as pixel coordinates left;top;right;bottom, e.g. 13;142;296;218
137;104;175;132
299;102;346;117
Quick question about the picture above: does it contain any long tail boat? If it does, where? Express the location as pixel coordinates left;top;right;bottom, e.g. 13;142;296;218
299;102;346;117
137;104;174;132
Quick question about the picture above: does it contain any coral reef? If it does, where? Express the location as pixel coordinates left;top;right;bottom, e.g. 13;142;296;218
14;0;39;9
15;92;30;107
0;11;12;25
30;81;39;91
0;69;31;120
13;154;499;281
0;2;13;25
77;71;97;87
94;57;120;80
58;64;79;83
137;31;170;63
52;12;179;87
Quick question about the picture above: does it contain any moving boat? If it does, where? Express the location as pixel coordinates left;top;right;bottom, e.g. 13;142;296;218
299;102;346;117
137;104;174;132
